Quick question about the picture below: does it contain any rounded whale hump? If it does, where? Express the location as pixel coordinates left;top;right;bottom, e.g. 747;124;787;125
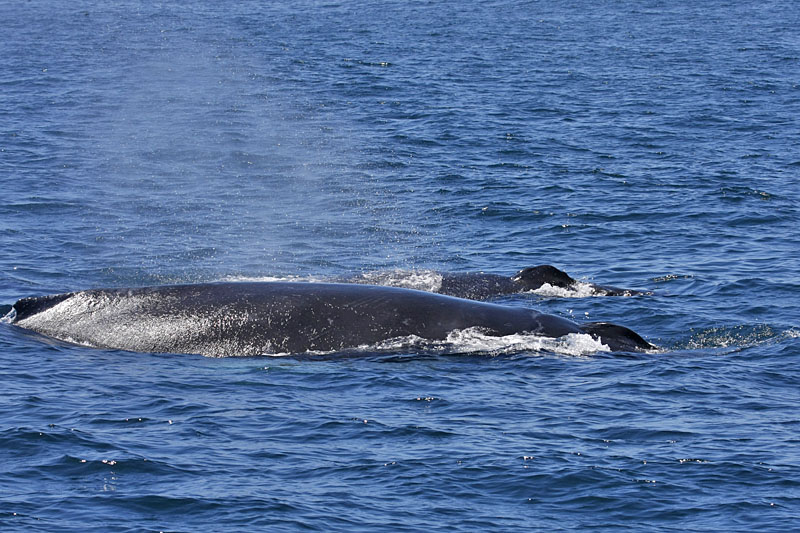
580;322;654;352
512;265;576;290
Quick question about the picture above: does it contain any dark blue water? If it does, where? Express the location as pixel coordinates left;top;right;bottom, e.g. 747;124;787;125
2;1;799;530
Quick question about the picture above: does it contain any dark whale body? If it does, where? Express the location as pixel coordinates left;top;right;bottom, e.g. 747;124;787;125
438;265;651;300
7;282;653;356
350;265;653;300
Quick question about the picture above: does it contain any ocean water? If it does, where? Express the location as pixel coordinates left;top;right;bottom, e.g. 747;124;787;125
2;0;799;531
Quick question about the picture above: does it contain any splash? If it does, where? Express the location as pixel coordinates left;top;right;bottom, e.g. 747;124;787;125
0;305;14;323
532;281;601;298
684;324;793;351
221;270;445;293
354;270;444;293
441;328;609;356
349;327;609;358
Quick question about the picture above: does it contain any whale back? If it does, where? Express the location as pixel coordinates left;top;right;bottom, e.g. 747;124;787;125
10;282;563;356
437;272;519;300
10;282;651;356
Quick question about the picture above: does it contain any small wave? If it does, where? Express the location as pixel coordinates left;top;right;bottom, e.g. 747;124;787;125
1;305;14;322
652;274;694;283
683;324;793;351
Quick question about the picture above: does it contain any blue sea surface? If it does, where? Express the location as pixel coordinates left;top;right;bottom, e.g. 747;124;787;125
2;0;799;530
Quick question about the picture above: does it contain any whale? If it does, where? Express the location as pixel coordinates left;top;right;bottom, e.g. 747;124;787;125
350;265;652;300
6;281;653;356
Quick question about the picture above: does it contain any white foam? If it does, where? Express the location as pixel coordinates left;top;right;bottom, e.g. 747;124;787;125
442;327;609;356
351;327;609;357
531;281;599;298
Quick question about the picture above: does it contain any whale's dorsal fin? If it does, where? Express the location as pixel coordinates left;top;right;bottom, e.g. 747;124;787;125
581;321;654;352
512;265;575;290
